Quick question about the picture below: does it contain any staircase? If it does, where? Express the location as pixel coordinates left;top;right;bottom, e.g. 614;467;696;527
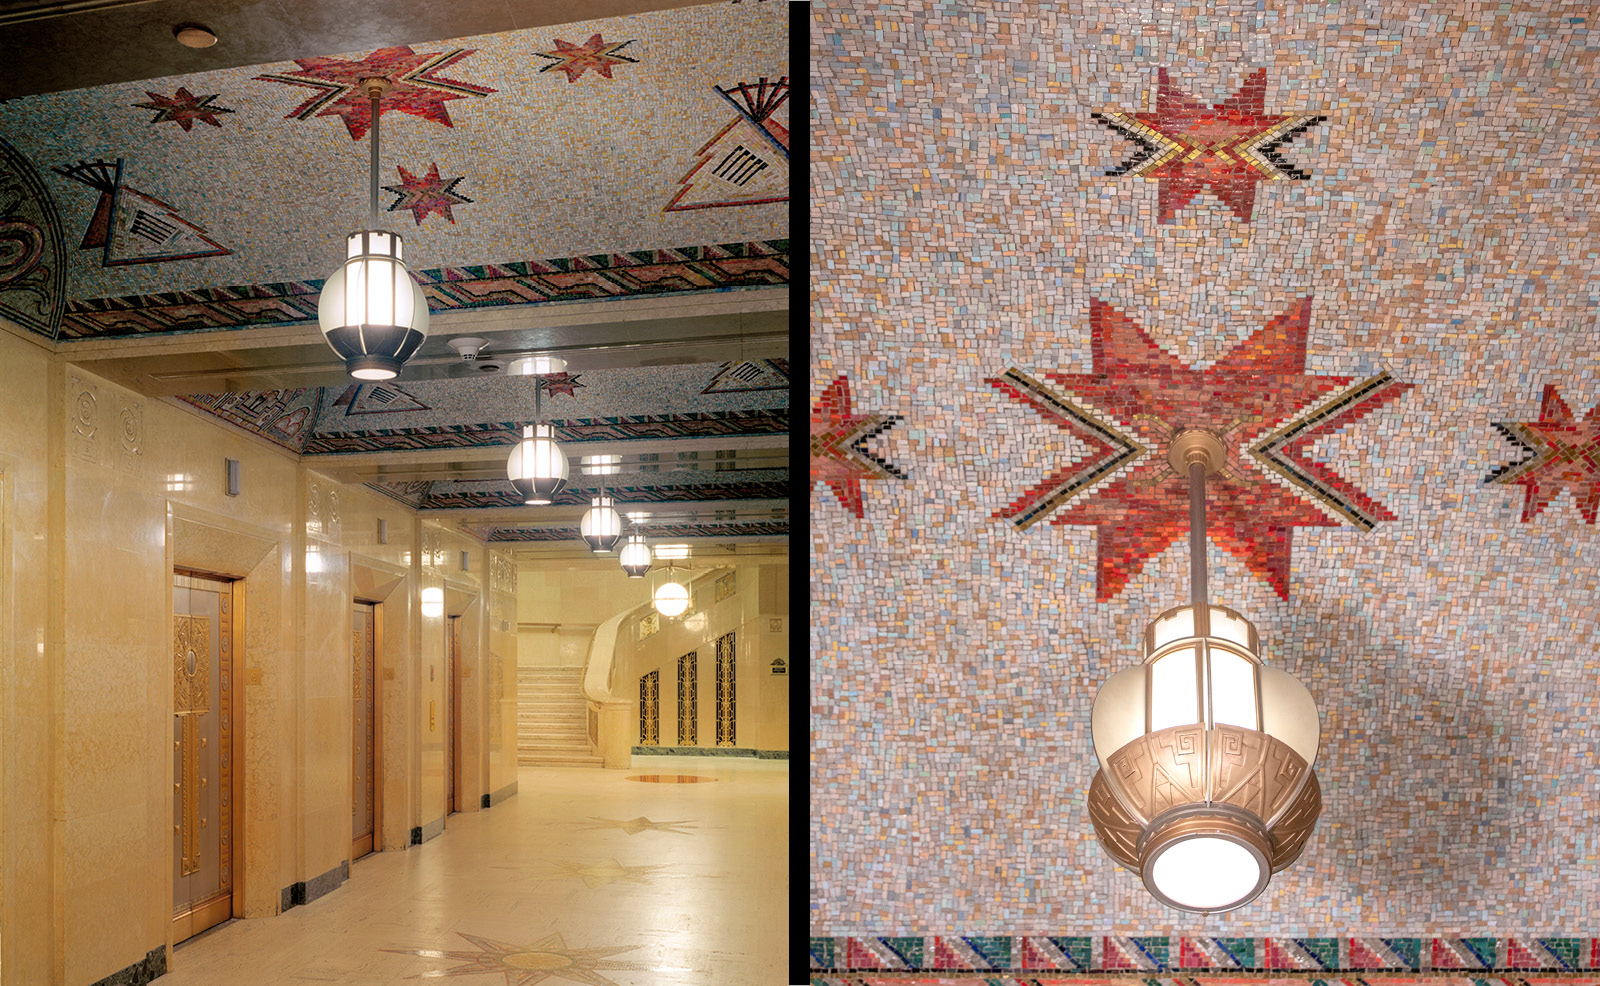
518;667;603;767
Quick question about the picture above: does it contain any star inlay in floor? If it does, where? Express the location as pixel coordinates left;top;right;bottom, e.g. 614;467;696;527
1092;68;1326;223
987;297;1412;600
583;815;697;835
1487;384;1600;523
384;932;648;985
811;374;903;517
548;858;666;888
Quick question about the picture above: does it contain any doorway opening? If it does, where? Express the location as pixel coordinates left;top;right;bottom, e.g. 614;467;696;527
352;601;382;858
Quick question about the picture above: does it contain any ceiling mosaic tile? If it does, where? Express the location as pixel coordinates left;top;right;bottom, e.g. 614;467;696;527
0;135;66;338
986;297;1411;600
1091;68;1326;224
810;374;905;518
0;2;788;305
812;0;1600;942
809;936;1600;974
57;238;789;338
1486;384;1600;523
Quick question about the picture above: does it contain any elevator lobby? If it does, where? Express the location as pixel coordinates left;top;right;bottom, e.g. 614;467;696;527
0;0;790;983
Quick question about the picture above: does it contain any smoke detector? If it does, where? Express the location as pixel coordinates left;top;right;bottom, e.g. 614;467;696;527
447;337;490;360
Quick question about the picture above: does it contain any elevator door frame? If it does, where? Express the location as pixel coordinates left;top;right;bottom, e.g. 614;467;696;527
447;616;461;814
352;600;384;859
172;569;244;944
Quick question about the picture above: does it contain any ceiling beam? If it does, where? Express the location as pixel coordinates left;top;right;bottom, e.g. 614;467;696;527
420;498;788;524
305;434;789;482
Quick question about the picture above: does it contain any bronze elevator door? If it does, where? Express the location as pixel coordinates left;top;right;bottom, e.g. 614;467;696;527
173;573;236;942
447;616;460;814
352;603;377;858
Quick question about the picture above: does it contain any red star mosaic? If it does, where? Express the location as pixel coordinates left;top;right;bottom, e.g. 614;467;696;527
383;162;472;225
533;34;639;83
811;375;903;518
255;46;496;140
131;87;234;131
538;373;584;398
1487;385;1600;523
988;298;1411;600
1092;68;1326;223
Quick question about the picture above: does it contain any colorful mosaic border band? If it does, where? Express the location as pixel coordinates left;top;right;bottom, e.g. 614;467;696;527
810;938;1600;974
812;978;1600;986
57;239;789;339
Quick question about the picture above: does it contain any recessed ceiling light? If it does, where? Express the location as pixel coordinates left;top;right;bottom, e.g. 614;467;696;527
173;24;218;48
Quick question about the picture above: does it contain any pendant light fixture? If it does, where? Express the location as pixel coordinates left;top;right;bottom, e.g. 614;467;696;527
1087;431;1322;914
619;524;652;578
316;77;430;380
506;380;569;505
651;559;691;617
580;469;623;553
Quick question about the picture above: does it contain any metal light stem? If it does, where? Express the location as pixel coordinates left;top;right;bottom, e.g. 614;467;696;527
368;89;380;228
1189;459;1209;636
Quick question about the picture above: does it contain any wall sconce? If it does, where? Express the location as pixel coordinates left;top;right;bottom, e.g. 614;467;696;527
421;586;444;619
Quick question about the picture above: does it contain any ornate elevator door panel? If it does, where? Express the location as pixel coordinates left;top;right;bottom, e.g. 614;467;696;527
352;603;377;858
446;616;459;814
172;573;236;943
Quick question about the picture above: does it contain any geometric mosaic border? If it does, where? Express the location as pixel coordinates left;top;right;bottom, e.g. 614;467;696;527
59;240;790;339
809;938;1600;973
811;978;1600;986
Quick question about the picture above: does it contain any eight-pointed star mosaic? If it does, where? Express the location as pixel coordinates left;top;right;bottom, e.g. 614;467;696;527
534;34;639;83
583;815;697;835
1092;68;1326;223
384;162;472;225
255;45;496;140
384;932;648;985
1487;384;1600;523
131;87;234;131
810;374;903;518
988;297;1412;600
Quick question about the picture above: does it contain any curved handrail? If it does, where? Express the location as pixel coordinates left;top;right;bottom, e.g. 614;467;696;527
580;609;630;705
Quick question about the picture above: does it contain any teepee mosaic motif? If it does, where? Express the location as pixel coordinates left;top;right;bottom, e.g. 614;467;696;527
665;77;789;211
53;159;230;266
1092;68;1326;223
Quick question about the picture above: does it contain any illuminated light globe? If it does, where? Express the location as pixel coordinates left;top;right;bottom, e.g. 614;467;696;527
420;586;444;619
1086;601;1322;913
506;424;568;504
653;580;689;617
618;534;652;578
580;496;623;553
507;355;567;376
317;230;429;380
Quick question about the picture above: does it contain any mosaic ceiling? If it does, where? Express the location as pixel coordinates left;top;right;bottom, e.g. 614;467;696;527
810;0;1600;958
0;1;789;336
0;0;791;548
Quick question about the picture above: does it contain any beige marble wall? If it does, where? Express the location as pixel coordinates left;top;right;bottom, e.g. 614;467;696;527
0;323;517;986
0;330;58;985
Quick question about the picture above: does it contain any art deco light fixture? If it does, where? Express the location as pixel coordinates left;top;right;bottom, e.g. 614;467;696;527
651;560;691;617
506;382;569;505
1087;431;1322;913
619;525;652;578
580;493;623;553
420;586;444;619
317;78;430;381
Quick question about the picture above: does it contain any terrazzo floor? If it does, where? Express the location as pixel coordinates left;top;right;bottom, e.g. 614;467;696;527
153;757;789;986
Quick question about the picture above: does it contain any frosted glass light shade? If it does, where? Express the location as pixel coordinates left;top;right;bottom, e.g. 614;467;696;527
420;586;444;619
1146;835;1267;911
507;355;567;375
653;580;689;617
317;230;429;380
580;496;623;552
619;534;652;577
506;424;569;504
